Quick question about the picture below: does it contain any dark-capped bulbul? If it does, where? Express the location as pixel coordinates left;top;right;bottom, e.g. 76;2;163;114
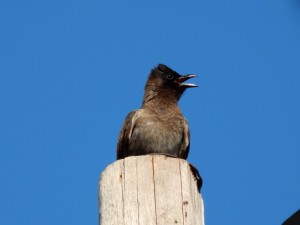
116;64;202;190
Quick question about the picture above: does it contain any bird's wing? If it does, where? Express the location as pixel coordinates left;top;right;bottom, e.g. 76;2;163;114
116;110;138;160
179;117;190;159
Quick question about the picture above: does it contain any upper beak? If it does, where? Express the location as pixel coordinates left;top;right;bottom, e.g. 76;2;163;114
175;74;198;88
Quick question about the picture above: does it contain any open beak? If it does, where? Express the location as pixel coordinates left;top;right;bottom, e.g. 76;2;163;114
175;74;198;88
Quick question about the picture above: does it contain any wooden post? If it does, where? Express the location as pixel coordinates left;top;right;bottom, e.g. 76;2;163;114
99;155;205;225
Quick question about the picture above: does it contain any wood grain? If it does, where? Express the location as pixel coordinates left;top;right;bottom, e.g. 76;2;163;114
99;155;204;225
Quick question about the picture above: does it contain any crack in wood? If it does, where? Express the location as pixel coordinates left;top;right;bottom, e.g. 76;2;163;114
152;156;158;225
121;159;125;224
136;158;140;225
179;160;185;225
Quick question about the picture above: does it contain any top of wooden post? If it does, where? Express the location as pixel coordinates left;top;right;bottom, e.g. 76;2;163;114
99;155;205;225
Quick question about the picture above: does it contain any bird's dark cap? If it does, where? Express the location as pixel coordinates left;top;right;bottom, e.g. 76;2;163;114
156;64;179;75
155;64;198;88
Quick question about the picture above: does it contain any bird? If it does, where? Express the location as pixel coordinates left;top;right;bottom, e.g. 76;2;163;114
116;64;202;190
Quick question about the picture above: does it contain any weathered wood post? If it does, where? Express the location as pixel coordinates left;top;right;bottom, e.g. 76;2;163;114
99;155;205;225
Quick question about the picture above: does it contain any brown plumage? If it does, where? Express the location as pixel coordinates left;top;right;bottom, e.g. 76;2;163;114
117;64;197;160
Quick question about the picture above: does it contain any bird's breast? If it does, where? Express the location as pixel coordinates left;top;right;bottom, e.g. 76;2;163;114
128;116;183;157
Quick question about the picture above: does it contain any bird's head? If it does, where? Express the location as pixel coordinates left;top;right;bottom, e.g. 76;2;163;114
144;64;197;103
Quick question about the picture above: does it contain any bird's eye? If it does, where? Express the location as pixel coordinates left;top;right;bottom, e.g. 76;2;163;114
167;73;174;80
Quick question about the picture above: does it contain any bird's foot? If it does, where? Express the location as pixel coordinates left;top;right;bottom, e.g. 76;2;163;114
148;153;178;158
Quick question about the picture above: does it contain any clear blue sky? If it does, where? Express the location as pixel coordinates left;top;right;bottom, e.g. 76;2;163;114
0;0;299;224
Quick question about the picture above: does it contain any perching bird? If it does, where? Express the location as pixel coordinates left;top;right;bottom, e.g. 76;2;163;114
116;64;202;189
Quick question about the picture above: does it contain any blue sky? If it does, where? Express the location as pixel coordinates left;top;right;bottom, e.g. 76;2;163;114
1;0;300;224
